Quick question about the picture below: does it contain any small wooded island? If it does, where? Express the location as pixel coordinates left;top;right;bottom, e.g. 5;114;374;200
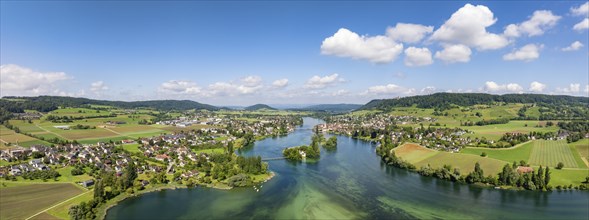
283;132;337;161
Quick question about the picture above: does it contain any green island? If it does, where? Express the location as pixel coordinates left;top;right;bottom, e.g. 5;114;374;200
0;93;588;220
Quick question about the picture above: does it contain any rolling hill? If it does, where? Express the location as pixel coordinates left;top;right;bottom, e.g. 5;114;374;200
244;104;276;111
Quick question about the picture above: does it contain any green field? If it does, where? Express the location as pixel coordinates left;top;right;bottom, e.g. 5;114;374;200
0;183;84;220
122;143;142;153
193;148;225;154
529;140;579;168
461;121;559;140
46;190;94;219
461;141;534;164
395;144;506;174
549;169;589;187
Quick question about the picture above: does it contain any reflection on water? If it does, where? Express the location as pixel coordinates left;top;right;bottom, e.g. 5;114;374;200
107;118;589;220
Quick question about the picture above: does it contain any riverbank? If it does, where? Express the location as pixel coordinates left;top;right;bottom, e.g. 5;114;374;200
98;171;276;219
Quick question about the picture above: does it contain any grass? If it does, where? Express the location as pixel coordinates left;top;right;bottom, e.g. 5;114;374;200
460;141;534;164
414;152;506;174
122;143;142;153
548;168;589;187
571;139;589;168
193;148;225;154
461;121;558;140
55;167;94;183
394;143;506;174
529;140;578;168
393;143;439;164
46;190;94;219
0;183;84;220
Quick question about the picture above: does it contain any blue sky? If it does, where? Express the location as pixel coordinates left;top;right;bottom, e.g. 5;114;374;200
1;1;588;106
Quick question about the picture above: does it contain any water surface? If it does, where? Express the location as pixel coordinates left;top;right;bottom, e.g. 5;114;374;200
107;118;589;219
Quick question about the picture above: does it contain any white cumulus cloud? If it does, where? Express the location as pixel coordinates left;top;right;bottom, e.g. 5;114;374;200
159;80;202;95
503;44;543;61
271;79;289;88
562;41;584;51
321;28;403;63
386;23;433;43
304;73;344;89
363;84;415;96
0;64;71;96
571;2;589;17
483;81;523;93
430;4;508;50
503;10;561;38
90;81;109;92
434;44;472;63
529;81;547;92
404;47;433;66
573;18;589;31
556;83;581;94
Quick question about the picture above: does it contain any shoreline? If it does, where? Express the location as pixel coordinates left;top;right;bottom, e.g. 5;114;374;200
98;171;276;220
327;132;589;192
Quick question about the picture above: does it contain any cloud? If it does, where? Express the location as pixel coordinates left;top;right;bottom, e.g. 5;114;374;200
503;10;561;38
571;2;589;17
562;41;584;51
321;28;403;63
482;81;523;93
420;86;437;94
386;23;433;43
90;81;109;92
404;47;433;66
363;84;415;96
331;89;349;96
434;44;471;63
573;18;589;31
529;81;547;92
241;76;262;87
159;80;202;94
503;44;543;61
556;83;581;94
304;73;344;89
430;4;508;50
271;79;289;88
0;64;71;96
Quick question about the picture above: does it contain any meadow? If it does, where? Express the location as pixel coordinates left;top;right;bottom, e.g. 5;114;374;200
461;141;534;164
529;140;583;168
0;183;84;220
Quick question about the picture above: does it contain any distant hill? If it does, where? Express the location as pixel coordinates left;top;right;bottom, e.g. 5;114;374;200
359;93;589;111
0;96;220;112
299;104;362;112
244;104;276;111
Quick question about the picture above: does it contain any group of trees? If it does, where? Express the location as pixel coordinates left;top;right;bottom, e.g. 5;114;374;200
236;156;265;174
360;93;588;112
557;121;589;143
323;136;337;150
45;114;116;123
497;163;551;190
70;162;138;220
461;118;510;126
21;170;61;181
72;124;96;130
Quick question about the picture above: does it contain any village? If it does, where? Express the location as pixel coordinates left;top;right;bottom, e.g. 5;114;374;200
0;113;303;189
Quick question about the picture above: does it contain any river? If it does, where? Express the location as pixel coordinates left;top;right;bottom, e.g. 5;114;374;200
106;117;589;219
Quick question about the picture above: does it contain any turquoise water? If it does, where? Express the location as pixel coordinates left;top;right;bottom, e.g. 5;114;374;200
106;118;589;219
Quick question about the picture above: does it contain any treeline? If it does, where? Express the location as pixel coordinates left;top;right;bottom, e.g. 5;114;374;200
461;118;510;126
360;93;588;111
558;121;589;143
1;96;220;111
45;114;116;123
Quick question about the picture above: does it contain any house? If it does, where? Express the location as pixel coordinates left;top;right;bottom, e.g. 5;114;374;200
81;179;94;187
54;125;70;130
517;166;534;174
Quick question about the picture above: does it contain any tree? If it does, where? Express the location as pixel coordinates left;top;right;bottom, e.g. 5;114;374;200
94;180;104;202
544;167;551;187
556;162;564;169
480;152;487;157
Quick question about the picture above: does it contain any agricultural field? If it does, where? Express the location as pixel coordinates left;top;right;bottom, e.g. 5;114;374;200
0;183;84;220
571;139;589;167
529;140;581;168
46;190;94;219
0;125;51;148
461;141;534;164
394;143;506;174
395;142;589;185
461;121;559;140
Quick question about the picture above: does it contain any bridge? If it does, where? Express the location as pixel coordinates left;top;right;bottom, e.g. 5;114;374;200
262;157;285;161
